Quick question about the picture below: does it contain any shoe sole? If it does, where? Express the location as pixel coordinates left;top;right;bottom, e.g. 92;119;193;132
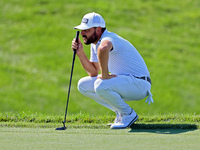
107;123;113;126
110;115;138;129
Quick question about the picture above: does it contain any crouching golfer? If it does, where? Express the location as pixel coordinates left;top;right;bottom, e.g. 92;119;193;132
71;12;154;129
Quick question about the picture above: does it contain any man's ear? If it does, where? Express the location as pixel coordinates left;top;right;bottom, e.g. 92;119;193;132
96;27;102;34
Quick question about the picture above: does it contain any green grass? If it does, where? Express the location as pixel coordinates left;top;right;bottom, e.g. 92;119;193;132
1;0;200;115
0;128;200;150
1;1;199;149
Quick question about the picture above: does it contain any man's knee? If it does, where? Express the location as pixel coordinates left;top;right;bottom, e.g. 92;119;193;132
77;77;88;93
77;76;96;94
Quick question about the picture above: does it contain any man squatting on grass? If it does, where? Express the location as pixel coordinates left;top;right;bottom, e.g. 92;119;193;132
71;12;154;129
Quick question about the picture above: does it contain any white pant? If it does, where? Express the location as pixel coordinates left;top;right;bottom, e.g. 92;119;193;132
78;75;152;115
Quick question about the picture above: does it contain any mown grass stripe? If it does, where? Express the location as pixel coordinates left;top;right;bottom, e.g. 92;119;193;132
0;122;199;129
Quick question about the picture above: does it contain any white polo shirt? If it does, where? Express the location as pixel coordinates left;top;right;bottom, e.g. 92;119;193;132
90;29;150;77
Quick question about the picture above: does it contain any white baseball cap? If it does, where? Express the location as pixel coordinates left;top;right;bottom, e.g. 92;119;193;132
74;12;106;30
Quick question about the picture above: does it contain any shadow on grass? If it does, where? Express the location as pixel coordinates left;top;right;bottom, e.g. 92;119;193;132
129;123;198;134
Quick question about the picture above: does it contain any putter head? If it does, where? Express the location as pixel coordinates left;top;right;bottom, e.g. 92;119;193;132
55;126;66;130
55;121;67;130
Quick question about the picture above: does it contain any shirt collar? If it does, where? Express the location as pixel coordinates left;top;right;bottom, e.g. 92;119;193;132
96;29;108;45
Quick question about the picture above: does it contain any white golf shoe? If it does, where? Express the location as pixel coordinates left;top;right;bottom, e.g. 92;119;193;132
107;111;120;126
110;109;138;129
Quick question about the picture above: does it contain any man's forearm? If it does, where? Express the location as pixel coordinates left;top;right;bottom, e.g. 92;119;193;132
97;40;113;79
97;46;109;79
77;51;99;77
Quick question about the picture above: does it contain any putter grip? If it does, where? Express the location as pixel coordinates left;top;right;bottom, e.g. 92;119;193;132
74;31;80;53
75;31;79;42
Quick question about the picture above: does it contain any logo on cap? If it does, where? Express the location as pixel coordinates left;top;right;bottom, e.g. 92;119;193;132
82;18;89;24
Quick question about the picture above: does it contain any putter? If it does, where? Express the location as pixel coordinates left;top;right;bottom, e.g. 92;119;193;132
56;31;79;130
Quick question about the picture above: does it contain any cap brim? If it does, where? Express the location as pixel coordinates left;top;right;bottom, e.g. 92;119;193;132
73;24;91;30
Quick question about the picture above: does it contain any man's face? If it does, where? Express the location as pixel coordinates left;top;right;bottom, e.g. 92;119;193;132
81;27;98;45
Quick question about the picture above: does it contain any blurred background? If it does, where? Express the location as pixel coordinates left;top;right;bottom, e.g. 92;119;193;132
0;0;199;115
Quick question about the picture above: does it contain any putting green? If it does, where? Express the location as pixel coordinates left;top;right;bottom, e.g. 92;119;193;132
0;128;199;150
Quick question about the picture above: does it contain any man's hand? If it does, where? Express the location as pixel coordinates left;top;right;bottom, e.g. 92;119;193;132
71;38;83;56
97;74;117;79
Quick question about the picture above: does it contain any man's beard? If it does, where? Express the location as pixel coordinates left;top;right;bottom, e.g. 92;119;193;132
82;31;98;45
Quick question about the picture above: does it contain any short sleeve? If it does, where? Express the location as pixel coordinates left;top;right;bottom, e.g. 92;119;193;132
90;45;98;62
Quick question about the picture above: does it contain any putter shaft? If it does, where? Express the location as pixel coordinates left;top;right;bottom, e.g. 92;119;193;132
56;31;79;130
